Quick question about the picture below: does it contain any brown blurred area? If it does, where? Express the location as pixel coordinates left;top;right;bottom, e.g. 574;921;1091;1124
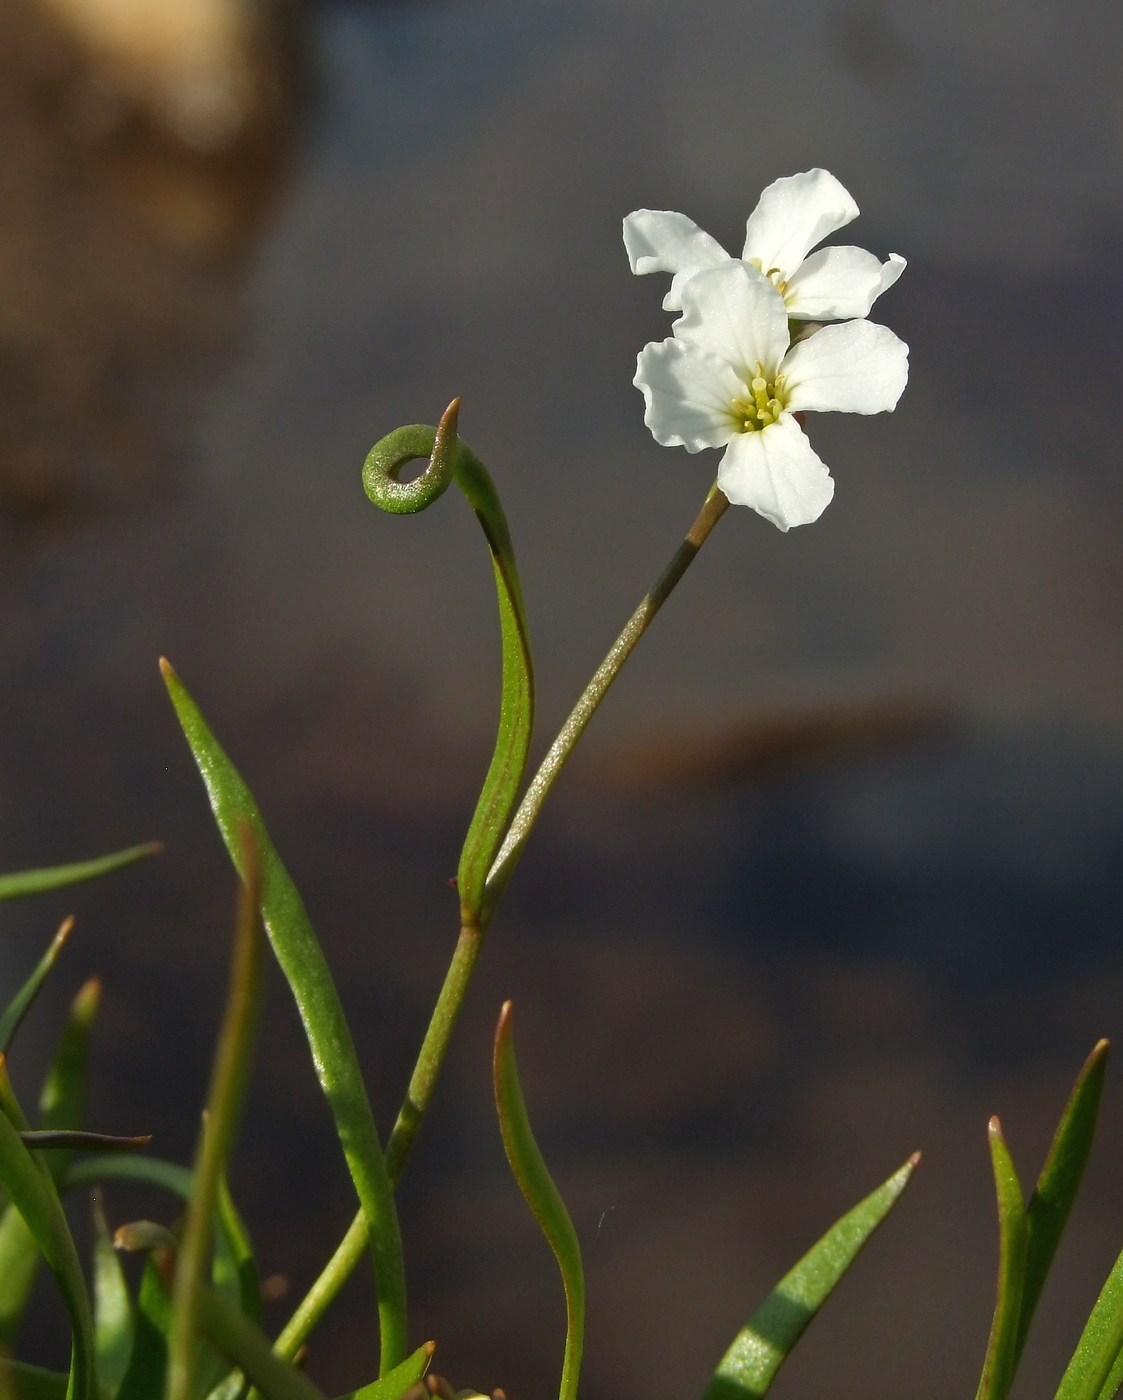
1;2;1123;1399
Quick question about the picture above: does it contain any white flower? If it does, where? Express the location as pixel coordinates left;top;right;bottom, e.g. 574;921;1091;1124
633;261;908;531
623;169;905;321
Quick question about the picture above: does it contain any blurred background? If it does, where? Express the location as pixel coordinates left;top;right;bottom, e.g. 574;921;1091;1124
2;0;1123;1394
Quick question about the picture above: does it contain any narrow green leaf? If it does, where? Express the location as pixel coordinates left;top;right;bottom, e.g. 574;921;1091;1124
0;1205;39;1351
169;834;267;1400
197;1287;327;1400
0;844;161;902
335;1341;434;1400
37;976;100;1184
0;1088;96;1399
216;1172;263;1324
976;1117;1029;1400
701;1153;919;1400
161;659;407;1374
1095;1345;1123;1400
91;1190;134;1394
1053;1241;1123;1400
493;1002;583;1400
362;403;535;924
115;1252;174;1400
0;918;74;1055
63;1154;192;1199
1017;1040;1110;1364
0;1359;69;1399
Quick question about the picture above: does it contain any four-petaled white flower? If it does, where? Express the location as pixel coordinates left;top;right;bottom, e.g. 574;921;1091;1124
633;260;908;531
624;168;905;321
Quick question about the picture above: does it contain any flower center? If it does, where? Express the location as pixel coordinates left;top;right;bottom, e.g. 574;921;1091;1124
732;366;787;433
748;256;788;295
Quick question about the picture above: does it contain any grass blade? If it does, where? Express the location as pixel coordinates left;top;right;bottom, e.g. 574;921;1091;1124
336;1342;435;1400
493;1002;583;1400
197;1288;327;1400
168;833;267;1400
1053;1242;1123;1400
63;1154;192;1198
115;1251;174;1400
91;1190;134;1394
701;1153;919;1400
216;1171;263;1324
0;919;74;1054
37;976;101;1184
0;845;160;902
0;1359;69;1398
161;659;407;1373
1017;1041;1110;1363
975;1118;1029;1400
0;1072;96;1399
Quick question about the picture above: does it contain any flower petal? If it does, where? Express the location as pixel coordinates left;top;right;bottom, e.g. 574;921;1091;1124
741;169;859;282
672;262;789;380
782;320;909;415
622;210;730;309
634;339;742;451
783;247;907;321
717;417;834;531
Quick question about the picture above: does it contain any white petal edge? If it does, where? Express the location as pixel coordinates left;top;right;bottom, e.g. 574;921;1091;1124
672;262;790;380
623;210;730;309
634;339;742;452
783;247;906;321
741;170;859;283
782;320;909;415
717;416;835;531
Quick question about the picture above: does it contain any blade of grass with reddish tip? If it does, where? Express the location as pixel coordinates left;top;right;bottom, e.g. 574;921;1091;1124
1016;1041;1110;1364
702;1153;919;1400
161;659;407;1374
493;1002;584;1400
0;843;161;901
0;918;74;1054
975;1118;1029;1400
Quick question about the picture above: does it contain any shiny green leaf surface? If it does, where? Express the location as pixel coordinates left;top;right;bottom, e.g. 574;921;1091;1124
701;1154;919;1400
1017;1041;1109;1363
362;405;534;924
336;1341;434;1400
162;659;407;1374
0;918;73;1055
0;844;160;902
493;1003;583;1400
91;1191;134;1394
975;1118;1029;1400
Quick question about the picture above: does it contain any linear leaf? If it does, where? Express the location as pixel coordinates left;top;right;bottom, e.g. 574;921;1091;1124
0;844;160;902
0;919;73;1055
0;1083;96;1399
216;1171;263;1324
37;976;100;1184
161;659;407;1374
702;1153;919;1400
493;1002;583;1400
91;1190;134;1394
1053;1239;1123;1400
63;1153;193;1199
976;1117;1029;1400
1096;1345;1123;1400
0;1359;69;1398
1017;1041;1110;1363
336;1341;435;1400
115;1252;174;1400
197;1287;327;1400
169;835;266;1400
361;404;534;924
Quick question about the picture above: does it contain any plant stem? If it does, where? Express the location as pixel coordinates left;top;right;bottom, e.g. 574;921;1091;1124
273;480;729;1356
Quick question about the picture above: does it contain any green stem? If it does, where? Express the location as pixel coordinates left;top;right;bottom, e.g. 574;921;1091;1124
484;481;728;906
273;480;729;1356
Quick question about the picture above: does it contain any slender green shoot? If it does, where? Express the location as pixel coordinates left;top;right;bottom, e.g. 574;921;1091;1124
0;918;74;1054
0;844;161;902
168;830;267;1400
975;1118;1029;1400
494;1002;584;1400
